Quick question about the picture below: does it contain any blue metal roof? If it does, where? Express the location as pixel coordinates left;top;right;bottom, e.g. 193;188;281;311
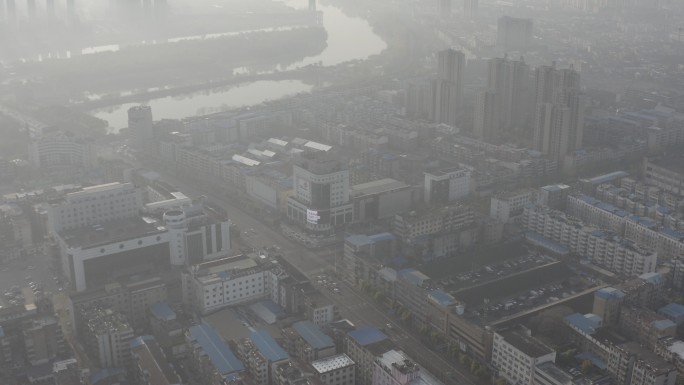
564;313;601;335
250;330;289;362
639;272;665;285
525;231;570;255
429;290;456;306
293;321;334;350
595;287;625;300
189;323;244;375
90;368;126;385
398;268;429;287
579;195;601;205
659;303;684;319
348;326;387;346
129;335;155;349
260;300;286;317
368;232;397;243
661;227;684;241
585;171;628;185
346;234;373;248
150;302;176;321
652;319;676;330
628;215;657;228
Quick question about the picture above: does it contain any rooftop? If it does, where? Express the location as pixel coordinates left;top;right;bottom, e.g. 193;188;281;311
429;290;457;307
659;303;684;320
377;350;419;375
535;362;573;385
189;322;245;376
564;313;602;335
150;302;176;321
653;319;676;330
351;178;410;197
130;335;181;385
232;154;261;167
595;287;626;300
398;268;430;287
639;272;666;285
425;166;469;177
648;155;684;175
348;326;387;346
293;321;335;350
498;326;554;358
541;184;570;192
311;354;355;374
581;171;629;186
619;341;673;371
250;330;289;362
59;216;166;249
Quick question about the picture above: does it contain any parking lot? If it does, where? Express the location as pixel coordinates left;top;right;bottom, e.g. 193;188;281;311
0;250;61;309
435;253;557;290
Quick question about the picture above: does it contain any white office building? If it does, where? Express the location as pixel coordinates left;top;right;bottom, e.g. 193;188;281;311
424;167;471;205
182;254;282;315
287;151;353;233
47;182;143;234
490;190;538;223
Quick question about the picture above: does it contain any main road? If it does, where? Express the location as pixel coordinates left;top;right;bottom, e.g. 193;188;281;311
151;167;476;385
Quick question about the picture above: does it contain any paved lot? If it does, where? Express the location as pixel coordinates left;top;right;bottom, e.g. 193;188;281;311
0;250;59;308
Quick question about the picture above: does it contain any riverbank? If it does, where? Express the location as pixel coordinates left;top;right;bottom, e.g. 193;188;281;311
12;26;326;98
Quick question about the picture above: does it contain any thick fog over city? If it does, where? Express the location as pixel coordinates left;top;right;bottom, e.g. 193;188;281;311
2;1;684;385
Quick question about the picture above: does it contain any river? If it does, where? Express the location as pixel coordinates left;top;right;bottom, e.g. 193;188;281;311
90;0;387;133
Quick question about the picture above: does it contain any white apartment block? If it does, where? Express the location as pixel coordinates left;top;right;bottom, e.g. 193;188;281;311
83;308;135;369
183;255;281;314
644;157;684;196
490;190;538;223
523;206;657;276
29;129;97;171
372;350;442;385
47;182;143;234
567;194;684;258
491;326;556;385
312;354;356;385
424;167;471;205
393;204;474;242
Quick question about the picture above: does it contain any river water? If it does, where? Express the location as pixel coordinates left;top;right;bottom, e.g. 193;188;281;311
90;0;387;132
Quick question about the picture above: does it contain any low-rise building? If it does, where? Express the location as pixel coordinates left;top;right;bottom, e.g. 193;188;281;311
312;353;356;385
182;254;279;315
350;179;415;222
345;327;395;385
423;167;471;205
237;330;290;385
523;205;657;276
130;335;182;385
149;302;185;358
186;322;245;385
80;307;134;369
371;349;443;385
533;362;575;385
283;321;336;363
491;325;556;385
70;275;167;332
22;315;66;366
